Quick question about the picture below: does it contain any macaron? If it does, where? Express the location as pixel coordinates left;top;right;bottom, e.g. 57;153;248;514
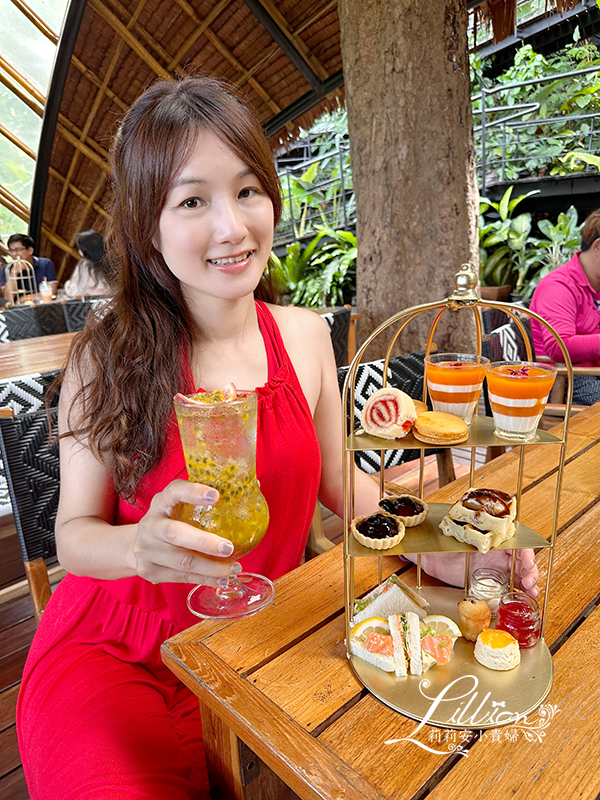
412;411;469;445
412;399;429;415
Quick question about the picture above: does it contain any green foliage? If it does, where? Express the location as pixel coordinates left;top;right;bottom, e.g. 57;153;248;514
276;107;354;246
270;225;356;308
473;42;600;183
479;186;582;300
479;186;542;288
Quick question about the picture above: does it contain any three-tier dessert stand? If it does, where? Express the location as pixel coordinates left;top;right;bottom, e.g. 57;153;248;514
342;264;573;729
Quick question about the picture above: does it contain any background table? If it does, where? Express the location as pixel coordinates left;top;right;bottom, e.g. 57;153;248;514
163;403;600;800
0;332;76;381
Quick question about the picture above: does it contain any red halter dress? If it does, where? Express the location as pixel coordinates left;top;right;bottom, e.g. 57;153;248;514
17;301;322;800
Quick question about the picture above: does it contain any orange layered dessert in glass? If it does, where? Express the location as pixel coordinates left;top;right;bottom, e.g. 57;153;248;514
485;361;557;441
424;353;489;424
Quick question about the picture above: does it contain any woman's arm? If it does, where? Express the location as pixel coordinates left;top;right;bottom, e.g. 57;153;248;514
55;369;239;585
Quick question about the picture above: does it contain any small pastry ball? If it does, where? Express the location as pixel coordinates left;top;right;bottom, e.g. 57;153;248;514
457;597;492;642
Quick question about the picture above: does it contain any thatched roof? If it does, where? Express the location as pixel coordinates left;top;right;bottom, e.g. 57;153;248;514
30;0;347;281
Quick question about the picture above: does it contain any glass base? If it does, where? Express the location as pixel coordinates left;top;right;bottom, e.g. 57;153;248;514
187;573;275;619
493;427;539;442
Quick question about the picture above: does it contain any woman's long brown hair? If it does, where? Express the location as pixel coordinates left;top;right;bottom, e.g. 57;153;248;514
50;77;283;502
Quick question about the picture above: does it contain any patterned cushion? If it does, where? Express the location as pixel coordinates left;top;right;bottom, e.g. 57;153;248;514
0;310;8;344
322;307;351;368
337;352;432;473
0;408;60;562
0;370;60;516
63;299;93;332
36;302;68;336
2;305;42;341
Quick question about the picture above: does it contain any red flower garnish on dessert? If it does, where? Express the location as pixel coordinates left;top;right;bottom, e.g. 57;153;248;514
507;365;530;377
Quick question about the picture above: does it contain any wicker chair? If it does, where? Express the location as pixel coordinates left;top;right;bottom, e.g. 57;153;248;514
0;407;60;620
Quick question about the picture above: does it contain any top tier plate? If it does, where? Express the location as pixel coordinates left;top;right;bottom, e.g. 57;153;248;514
347;414;561;451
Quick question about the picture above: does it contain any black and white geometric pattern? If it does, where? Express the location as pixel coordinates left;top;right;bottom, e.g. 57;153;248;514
2;305;42;340
0;370;60;516
322;307;351;368
337;352;432;473
0;408;60;562
0;311;8;344
0;298;111;342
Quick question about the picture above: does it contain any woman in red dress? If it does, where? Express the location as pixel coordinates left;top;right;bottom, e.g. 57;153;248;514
17;77;538;799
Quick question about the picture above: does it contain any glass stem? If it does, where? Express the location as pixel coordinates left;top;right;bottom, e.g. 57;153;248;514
216;576;246;600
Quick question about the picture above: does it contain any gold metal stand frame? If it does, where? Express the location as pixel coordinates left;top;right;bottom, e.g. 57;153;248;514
343;264;571;729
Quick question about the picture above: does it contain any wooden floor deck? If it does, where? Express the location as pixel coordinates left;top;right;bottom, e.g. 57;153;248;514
0;446;485;799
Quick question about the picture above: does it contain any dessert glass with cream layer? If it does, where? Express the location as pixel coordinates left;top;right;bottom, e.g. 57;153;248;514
424;353;489;424
485;361;557;441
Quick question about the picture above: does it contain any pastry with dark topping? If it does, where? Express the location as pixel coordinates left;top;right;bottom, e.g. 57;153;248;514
439;487;517;553
351;511;406;550
378;495;429;527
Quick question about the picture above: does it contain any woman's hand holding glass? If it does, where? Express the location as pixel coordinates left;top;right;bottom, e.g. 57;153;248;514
134;479;240;587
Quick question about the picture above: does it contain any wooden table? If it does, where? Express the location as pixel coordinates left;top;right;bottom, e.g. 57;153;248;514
0;332;76;380
162;405;600;800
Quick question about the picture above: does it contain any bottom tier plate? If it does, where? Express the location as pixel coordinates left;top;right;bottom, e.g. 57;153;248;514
349;585;553;729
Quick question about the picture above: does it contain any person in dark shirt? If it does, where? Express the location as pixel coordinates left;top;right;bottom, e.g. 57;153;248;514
1;233;58;302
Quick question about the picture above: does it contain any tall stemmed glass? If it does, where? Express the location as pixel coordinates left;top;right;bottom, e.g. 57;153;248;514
174;388;273;619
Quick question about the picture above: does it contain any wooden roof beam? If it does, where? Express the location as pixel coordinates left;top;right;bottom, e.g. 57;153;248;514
0;71;43;116
9;0;58;44
294;0;337;36
167;0;230;71
104;0;186;77
0;54;45;106
264;68;344;139
0;122;36;159
0;185;29;223
71;55;129;111
0;121;108;219
88;0;170;78
241;0;328;84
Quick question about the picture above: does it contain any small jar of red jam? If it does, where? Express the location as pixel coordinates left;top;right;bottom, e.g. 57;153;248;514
497;591;541;648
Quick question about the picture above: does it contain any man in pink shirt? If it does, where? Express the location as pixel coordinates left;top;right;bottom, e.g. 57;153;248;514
530;208;600;405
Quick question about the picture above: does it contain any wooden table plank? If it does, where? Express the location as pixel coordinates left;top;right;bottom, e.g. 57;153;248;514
182;549;399;675
424;606;600;800
319;693;456;800
0;332;76;380
164;641;390;800
532;501;600;647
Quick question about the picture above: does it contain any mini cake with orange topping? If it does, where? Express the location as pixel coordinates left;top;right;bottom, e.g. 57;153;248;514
474;628;521;670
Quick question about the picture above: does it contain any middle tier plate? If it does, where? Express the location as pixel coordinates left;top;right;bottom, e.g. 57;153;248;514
347;502;551;555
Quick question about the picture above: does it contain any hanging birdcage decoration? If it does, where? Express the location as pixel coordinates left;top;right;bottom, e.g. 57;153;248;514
6;258;36;305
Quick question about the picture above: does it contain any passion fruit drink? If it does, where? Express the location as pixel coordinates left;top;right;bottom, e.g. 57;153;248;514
174;388;269;559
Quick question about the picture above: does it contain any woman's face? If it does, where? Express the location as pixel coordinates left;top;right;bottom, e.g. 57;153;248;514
155;130;275;305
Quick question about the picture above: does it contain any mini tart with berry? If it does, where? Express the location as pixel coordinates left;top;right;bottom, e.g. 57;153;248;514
378;495;429;527
351;511;406;550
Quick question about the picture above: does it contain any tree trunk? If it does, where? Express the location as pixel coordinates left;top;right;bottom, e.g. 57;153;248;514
339;0;479;359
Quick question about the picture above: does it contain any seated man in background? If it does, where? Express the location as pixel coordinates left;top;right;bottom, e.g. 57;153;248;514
1;233;58;302
530;208;600;406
